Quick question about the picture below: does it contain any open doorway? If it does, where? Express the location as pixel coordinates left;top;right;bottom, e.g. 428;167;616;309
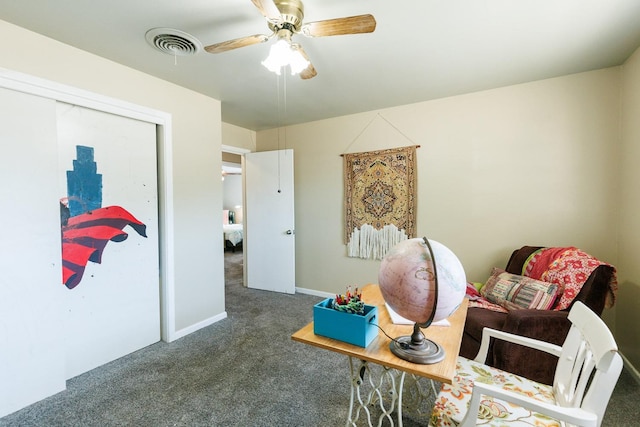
222;146;247;289
221;146;296;294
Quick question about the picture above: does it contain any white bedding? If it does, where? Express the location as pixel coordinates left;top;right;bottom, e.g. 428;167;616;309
223;223;243;246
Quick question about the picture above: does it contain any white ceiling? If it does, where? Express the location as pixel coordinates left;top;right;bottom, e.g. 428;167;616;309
1;0;639;131
222;162;242;174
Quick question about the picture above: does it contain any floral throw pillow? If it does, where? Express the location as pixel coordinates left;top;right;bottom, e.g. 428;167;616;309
481;268;561;311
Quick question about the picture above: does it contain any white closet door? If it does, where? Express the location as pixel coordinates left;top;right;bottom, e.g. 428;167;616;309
57;103;160;379
0;88;66;418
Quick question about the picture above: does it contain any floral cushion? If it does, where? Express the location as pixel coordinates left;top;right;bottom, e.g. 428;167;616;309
429;357;561;426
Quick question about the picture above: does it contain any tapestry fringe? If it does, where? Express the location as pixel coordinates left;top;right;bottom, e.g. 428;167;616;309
347;224;409;260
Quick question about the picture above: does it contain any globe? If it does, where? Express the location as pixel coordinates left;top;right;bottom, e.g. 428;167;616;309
378;237;467;363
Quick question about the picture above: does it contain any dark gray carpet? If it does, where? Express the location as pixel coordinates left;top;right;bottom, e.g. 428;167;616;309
1;250;638;426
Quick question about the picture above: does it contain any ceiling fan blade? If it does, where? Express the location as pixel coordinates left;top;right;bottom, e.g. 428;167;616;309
299;63;317;80
251;0;282;22
301;14;376;37
204;34;269;54
295;45;317;80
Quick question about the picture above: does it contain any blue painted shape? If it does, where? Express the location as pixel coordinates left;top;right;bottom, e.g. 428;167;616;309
67;145;102;216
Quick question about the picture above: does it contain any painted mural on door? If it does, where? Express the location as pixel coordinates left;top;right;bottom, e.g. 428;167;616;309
57;102;159;379
60;145;147;289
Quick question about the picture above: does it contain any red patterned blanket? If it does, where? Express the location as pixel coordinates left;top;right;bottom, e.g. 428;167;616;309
523;247;617;310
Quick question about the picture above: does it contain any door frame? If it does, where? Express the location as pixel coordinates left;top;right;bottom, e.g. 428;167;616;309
0;68;177;342
222;144;250;286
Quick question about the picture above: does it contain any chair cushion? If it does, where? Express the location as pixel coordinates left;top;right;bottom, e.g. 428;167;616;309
459;307;507;361
430;357;559;426
462;307;507;344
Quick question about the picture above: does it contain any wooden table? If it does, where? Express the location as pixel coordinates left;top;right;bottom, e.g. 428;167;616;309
291;284;468;426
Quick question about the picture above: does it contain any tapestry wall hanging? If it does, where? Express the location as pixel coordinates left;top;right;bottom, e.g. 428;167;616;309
343;145;417;260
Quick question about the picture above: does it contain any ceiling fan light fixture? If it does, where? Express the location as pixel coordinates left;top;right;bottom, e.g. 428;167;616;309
262;37;310;76
204;0;375;80
289;44;311;74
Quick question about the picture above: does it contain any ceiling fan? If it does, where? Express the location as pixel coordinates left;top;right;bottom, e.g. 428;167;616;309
204;0;376;79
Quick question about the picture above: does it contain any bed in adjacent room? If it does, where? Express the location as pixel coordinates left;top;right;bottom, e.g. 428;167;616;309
223;210;243;251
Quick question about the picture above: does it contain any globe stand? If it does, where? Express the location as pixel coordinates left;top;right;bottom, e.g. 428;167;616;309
387;237;446;364
389;323;445;364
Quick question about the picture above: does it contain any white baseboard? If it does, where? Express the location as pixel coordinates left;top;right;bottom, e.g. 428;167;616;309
621;352;640;384
295;287;333;299
171;311;228;341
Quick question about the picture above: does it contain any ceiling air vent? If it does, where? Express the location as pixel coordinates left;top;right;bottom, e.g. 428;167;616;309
145;28;202;56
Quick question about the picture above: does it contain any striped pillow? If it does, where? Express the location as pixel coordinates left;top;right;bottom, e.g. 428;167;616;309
481;269;561;311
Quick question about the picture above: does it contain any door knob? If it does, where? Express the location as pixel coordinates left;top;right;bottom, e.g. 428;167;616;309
285;229;295;235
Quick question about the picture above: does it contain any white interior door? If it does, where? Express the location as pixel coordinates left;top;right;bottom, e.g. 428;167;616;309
244;149;295;294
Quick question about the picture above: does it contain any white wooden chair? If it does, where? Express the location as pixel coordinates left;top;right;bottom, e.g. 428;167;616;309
430;301;623;427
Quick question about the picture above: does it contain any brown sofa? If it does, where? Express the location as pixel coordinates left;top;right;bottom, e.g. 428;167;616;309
459;246;616;385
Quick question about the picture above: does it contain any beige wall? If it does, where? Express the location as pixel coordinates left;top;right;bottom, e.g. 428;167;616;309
257;68;620;294
619;46;640;371
0;20;225;334
223;122;256;152
222;152;242;163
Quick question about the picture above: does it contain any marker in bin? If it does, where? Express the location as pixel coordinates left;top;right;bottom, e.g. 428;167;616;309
333;285;365;315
